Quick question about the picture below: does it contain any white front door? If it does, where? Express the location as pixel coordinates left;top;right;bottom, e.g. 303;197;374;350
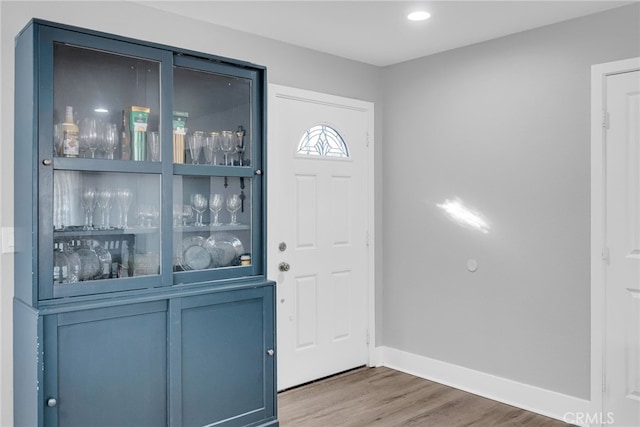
604;68;640;426
267;85;374;390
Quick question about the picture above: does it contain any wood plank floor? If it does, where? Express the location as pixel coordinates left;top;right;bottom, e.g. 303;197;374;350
278;367;572;427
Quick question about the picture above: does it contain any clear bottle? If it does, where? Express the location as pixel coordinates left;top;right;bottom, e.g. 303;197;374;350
53;241;70;284
61;106;79;158
96;241;112;279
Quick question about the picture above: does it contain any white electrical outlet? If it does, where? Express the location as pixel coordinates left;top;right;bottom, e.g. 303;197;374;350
2;227;15;253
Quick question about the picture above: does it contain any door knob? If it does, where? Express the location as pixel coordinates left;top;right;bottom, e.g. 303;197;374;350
278;262;290;272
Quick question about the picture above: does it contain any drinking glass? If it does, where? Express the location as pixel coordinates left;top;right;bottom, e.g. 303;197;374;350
191;193;207;226
148;131;161;162
235;128;246;166
80;117;101;158
116;188;133;229
96;188;114;229
173;203;183;227
203;132;216;165
212;132;222;165
226;194;241;225
182;204;193;226
101;123;118;159
80;187;97;230
220;130;235;166
209;193;223;226
187;132;203;164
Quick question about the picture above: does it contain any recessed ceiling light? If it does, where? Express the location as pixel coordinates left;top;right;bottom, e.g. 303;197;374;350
407;11;431;21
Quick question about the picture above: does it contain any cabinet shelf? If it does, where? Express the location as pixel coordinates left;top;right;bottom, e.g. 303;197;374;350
175;224;250;233
54;226;158;238
54;157;162;174
173;163;254;177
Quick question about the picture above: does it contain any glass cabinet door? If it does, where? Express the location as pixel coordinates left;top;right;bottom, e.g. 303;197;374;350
41;32;169;299
172;58;262;283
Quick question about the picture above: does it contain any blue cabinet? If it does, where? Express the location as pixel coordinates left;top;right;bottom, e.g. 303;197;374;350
13;19;276;427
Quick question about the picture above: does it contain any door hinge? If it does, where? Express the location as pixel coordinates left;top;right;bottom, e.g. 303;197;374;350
366;132;370;147
602;110;610;129
366;330;370;345
602;246;610;264
366;231;370;247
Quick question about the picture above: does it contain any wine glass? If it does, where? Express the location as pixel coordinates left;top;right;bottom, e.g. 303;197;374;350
187;132;203;164
101;123;118;159
116;188;133;229
209;193;223;226
203;133;216;165
96;188;114;229
80;187;97;230
226;194;241;225
220;130;235;166
80;117;101;158
235;128;246;166
191;193;207;226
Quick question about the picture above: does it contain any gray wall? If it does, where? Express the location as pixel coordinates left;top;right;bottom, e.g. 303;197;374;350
381;3;639;399
0;2;382;425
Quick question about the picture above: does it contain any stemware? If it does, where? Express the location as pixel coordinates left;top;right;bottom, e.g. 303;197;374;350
235;128;246;166
191;193;207;226
116;188;133;229
80;117;101;159
203;132;217;165
96;188;114;229
209;193;223;226
226;194;241;225
101;123;118;159
220;130;235;166
80;187;97;230
187;132;203;164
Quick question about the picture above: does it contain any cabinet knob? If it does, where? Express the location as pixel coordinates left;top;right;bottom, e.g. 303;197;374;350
42;159;52;166
278;262;290;272
266;349;275;356
255;169;263;175
47;398;57;407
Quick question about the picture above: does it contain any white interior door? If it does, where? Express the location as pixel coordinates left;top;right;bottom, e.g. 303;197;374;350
268;85;374;391
604;69;640;426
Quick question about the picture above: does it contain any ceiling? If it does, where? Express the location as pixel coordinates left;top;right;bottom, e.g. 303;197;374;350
137;1;636;67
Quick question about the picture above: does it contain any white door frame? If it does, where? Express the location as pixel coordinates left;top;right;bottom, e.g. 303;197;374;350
266;84;377;369
590;57;640;419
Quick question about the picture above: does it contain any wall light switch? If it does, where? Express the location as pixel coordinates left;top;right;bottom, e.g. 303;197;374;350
2;227;15;253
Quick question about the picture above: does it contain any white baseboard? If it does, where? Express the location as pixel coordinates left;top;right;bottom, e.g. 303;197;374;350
377;346;593;426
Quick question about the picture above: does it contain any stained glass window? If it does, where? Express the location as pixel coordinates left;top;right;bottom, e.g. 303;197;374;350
297;125;349;158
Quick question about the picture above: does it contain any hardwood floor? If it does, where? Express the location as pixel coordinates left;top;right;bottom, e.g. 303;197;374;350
277;367;572;427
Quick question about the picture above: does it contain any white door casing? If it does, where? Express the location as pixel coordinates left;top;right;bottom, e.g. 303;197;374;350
592;58;640;427
267;85;375;391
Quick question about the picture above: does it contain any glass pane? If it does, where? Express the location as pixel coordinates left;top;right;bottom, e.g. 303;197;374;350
53;171;161;282
173;67;251;166
297;125;349;157
173;176;252;272
53;43;160;160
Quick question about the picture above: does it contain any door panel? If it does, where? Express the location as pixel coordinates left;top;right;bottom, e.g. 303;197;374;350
173;286;276;427
44;302;168;427
605;69;640;426
268;86;373;390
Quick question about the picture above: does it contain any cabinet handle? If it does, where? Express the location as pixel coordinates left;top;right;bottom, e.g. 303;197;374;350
266;349;275;356
47;398;57;407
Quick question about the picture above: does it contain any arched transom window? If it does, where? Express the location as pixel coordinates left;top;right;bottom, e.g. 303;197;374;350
297;125;349;158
